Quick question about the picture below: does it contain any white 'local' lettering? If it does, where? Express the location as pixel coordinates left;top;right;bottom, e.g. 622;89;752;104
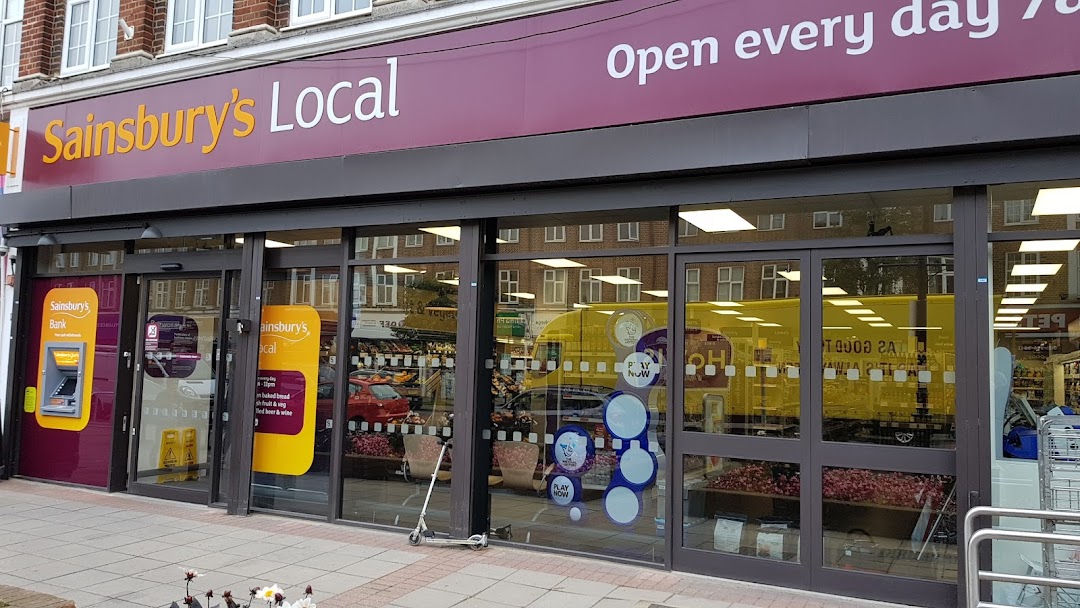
271;57;399;132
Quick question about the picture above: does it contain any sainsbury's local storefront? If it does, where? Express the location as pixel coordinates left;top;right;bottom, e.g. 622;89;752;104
2;1;1080;606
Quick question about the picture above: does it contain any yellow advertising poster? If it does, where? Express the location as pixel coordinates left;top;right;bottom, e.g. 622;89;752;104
253;305;320;476
36;287;98;431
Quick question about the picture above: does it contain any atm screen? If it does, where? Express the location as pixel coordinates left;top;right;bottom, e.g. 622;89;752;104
55;377;79;397
52;350;81;368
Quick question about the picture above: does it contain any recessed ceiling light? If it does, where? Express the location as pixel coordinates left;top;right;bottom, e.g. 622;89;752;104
1012;263;1062;276
829;299;864;307
1032;187;1080;215
1020;240;1080;252
778;271;801;281
573;303;591;309
823;326;853;330
995;316;1024;322
508;292;536;299
593;275;642;285
858;317;885;322
1005;284;1048;293
642;290;669;298
1001;297;1038;305
235;236;294;248
997;308;1030;315
419;226;461;241
712;310;742;315
597;310;615;315
438;279;459;286
709;301;744;307
758;322;781;327
869;323;893;328
678;209;757;232
383;265;422;274
993;323;1020;329
532;258;585;268
898;326;943;330
845;309;876;315
737;317;764;322
822;287;848;296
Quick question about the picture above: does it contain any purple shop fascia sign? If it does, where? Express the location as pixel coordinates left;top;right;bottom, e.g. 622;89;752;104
17;0;1080;190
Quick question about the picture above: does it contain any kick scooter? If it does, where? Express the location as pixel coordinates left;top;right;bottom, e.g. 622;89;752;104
408;438;489;549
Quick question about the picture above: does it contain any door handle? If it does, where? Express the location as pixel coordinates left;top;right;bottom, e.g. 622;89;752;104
121;415;128;433
123;351;132;370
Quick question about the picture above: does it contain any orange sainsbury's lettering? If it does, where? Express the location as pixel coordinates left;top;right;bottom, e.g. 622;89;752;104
43;120;64;164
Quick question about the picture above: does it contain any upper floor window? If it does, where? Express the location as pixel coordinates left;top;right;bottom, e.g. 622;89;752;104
498;229;519;244
933;204;953;222
292;0;371;27
1004;199;1038;226
813;211;843;229
579;224;603;243
617;222;639;242
63;0;119;74
544;226;566;243
757;214;785;231
166;0;232;51
1;0;22;89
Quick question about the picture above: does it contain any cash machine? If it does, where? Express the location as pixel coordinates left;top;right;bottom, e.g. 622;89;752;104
39;342;87;418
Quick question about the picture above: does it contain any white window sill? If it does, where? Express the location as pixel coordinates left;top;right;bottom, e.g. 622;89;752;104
59;63;111;78
282;7;373;32
158;39;228;59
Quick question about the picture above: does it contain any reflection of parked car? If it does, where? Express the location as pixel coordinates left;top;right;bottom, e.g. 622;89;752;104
316;379;411;428
497;386;612;427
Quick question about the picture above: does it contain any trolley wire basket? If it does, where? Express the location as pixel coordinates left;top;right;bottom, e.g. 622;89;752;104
1038;416;1080;607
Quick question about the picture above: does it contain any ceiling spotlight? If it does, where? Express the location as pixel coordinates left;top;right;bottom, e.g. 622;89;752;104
37;234;58;246
140;225;163;239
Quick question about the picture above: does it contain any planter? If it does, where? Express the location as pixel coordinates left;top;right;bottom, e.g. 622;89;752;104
342;454;404;480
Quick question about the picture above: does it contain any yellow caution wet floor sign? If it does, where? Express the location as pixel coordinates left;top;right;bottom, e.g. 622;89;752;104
158;430;181;484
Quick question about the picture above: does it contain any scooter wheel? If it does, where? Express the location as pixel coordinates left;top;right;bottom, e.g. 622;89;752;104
468;534;486;551
408;531;423;546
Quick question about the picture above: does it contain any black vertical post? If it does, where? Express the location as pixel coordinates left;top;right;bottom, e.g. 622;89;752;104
109;274;142;492
664;207;678;569
227;234;265;516
1;246;34;480
451;220;495;537
328;232;353;522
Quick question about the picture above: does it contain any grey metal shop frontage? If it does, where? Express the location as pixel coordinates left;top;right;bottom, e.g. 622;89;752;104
2;1;1080;607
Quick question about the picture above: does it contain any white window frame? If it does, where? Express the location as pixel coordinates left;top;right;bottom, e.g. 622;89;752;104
153;282;170;310
290;0;371;28
927;256;954;294
544;226;566;243
543;269;566;305
1004;199;1039;226
617;222;639;242
352;272;367;308
685;268;701;302
404;234;424;248
757;214;785;231
164;0;231;53
436;235;455;246
716;266;745;301
498;229;519;244
175;280;188;309
61;0;119;75
579;268;602;304
579;224;603;243
616;267;641;303
374;273;397;306
194;278;211;307
761;264;790;299
1006;252;1042;286
933;204;953;222
813;211;843;229
499;269;519;304
0;0;22;90
678;219;698;237
321;273;339;306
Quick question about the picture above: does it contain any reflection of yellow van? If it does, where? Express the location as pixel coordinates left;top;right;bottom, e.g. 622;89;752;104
525;295;956;443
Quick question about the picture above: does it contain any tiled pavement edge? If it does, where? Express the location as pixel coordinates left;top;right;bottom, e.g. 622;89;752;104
0;479;913;608
0;584;76;607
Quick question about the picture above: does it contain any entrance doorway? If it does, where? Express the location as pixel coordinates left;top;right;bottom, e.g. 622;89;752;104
127;273;239;504
671;246;960;606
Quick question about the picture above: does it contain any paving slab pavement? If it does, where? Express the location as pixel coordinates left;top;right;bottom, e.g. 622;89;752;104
0;479;916;608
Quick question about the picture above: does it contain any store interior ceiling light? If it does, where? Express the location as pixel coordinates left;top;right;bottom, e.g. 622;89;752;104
1011;263;1063;276
709;301;744;307
712;310;742;315
1032;187;1080;215
597;310;615;315
869;323;893;328
383;265;422;274
573;303;591;309
508;292;536;299
998;308;1030;315
844;309;876;315
235;236;294;248
642;290;669;298
419;226;460;240
898;326;943;330
994;323;1020;329
829;299;864;307
777;271;828;282
532;258;585;268
1020;239;1080;252
1005;283;1048;293
438;279;459;286
594;275;642;285
737;316;764;322
822;287;848;296
678;209;757;232
858;317;885;322
1001;297;1038;305
823;326;853;330
758;322;781;327
996;316;1024;322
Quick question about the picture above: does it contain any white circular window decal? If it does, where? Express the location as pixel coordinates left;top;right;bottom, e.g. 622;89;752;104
604;393;648;440
549;475;575;506
604;486;640;525
619;446;655;486
622;352;660;388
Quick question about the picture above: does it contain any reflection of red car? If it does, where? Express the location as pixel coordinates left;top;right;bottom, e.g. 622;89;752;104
316;379;410;427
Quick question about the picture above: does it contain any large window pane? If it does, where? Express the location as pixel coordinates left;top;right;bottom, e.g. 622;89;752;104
340;263;458;531
683;457;800;562
683;260;801;438
990;180;1080;233
821;256;956;448
355;227;459;260
487;254;667;563
822;467;956;582
497;216;668;253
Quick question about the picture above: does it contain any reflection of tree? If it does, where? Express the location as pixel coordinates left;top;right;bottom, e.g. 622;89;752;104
826;258;917;296
396;279;458;336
